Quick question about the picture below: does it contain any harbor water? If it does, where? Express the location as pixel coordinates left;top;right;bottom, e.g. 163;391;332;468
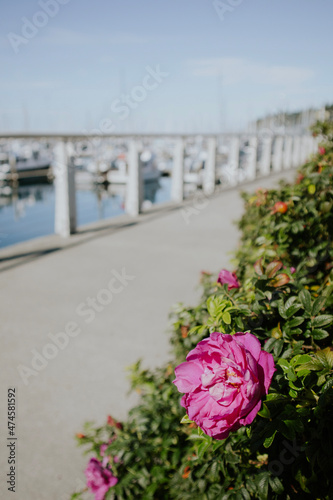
0;177;172;249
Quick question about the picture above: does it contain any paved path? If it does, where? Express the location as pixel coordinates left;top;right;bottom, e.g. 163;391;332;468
0;170;295;499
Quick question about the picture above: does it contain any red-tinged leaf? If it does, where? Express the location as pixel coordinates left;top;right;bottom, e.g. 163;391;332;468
254;258;264;276
271;273;290;287
266;260;283;278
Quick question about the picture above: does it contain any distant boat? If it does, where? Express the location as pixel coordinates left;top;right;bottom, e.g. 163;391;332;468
15;157;53;184
105;150;161;185
0;153;53;185
183;150;207;187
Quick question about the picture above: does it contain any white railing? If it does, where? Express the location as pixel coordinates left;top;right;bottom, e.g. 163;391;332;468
0;133;319;237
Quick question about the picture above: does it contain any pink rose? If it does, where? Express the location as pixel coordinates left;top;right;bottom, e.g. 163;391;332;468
85;458;118;500
319;146;326;155
217;269;240;290
173;332;275;440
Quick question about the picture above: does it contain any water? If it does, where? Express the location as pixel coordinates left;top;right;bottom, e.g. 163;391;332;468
0;177;171;249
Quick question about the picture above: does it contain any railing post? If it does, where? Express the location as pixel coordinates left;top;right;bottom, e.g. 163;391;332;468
272;136;283;172
292;136;301;168
312;135;319;154
300;135;308;164
203;137;217;196
259;136;272;176
54;140;76;237
307;136;315;158
227;136;240;186
283;136;293;169
171;137;184;203
247;136;257;181
125;139;143;217
9;154;18;187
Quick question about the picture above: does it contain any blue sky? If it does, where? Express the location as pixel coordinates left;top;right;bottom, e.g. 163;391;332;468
1;0;332;132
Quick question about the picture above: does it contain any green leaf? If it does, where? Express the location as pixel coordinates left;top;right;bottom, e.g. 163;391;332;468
187;433;205;441
286;367;297;381
299;289;312;313
258;403;271;419
266;392;286;401
291;354;312;366
196;463;210;478
273;339;284;357
315;348;333;369
256;472;269;500
264;431;276;448
235;316;244;330
312;295;327;316
323;283;333;297
264;337;278;352
280;420;297;440
277;300;287;319
311;329;329;340
222;311;231;324
312;314;333;328
296;359;322;371
286;304;303;318
288;317;304;328
180;414;194;425
322;378;333;392
240;488;251;500
269;475;284;494
295;469;310;493
278;358;290;370
207;297;218;316
208;484;223;496
285;296;297;310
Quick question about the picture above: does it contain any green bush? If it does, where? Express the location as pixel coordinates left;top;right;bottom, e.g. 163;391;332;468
73;122;333;500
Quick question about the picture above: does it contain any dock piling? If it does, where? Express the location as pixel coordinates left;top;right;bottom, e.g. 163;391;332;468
259;136;272;176
228;136;240;186
125;139;143;217
203;137;217;196
171;137;184;203
272;136;283;172
283;136;293;169
54;140;77;237
247;136;258;181
292;136;301;168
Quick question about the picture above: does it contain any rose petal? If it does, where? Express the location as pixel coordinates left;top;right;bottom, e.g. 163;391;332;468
258;350;276;393
234;332;262;361
239;399;262;426
173;361;203;393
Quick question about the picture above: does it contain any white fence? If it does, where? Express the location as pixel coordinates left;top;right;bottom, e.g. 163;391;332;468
0;133;319;237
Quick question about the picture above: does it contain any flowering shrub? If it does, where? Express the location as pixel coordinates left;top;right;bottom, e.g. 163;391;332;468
72;121;333;500
217;269;240;290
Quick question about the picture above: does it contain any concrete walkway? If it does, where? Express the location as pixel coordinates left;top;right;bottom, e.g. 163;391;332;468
0;170;295;500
